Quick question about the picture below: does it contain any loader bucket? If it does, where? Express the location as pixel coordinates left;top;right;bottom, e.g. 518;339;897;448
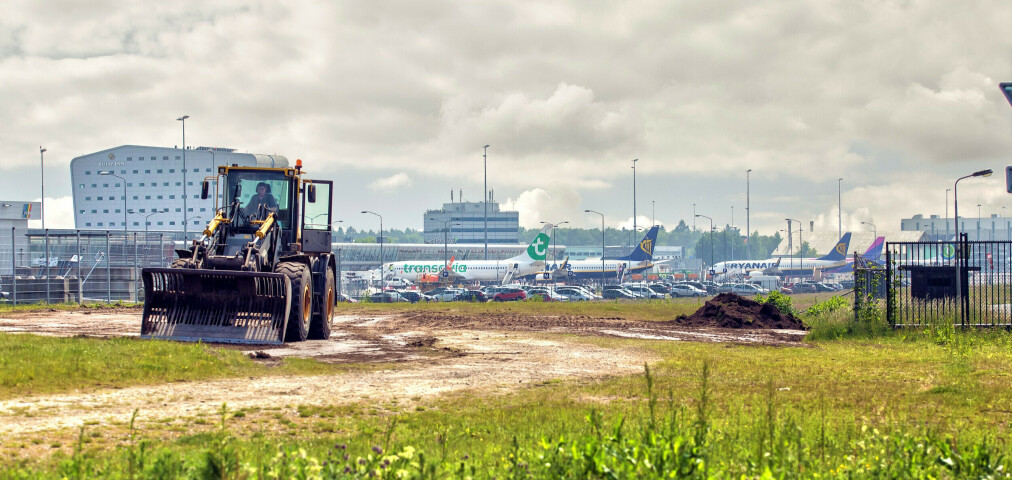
141;268;292;345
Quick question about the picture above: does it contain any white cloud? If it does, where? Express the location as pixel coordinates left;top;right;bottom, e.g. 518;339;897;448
368;173;412;191
3;1;1012;234
503;187;584;229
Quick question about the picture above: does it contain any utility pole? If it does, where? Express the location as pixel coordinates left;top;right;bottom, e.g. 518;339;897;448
631;158;638;234
746;169;751;260
40;147;46;230
177;115;190;239
483;145;489;260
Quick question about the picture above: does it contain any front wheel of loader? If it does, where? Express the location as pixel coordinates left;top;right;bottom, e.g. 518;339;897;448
276;262;312;342
308;268;334;340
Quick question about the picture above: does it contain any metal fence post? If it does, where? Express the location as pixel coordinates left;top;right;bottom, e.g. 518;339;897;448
11;227;16;305
133;232;138;302
106;230;111;303
76;230;82;304
45;228;51;303
885;246;892;325
336;247;342;297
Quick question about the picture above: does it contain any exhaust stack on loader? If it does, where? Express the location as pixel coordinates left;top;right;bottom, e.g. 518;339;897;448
141;160;338;345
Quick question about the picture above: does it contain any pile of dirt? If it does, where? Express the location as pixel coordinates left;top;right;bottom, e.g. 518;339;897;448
673;293;807;330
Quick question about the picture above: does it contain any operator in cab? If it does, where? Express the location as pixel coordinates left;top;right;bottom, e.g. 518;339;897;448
245;181;278;215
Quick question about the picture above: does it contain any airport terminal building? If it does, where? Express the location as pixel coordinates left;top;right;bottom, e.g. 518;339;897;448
423;201;519;245
71;145;288;231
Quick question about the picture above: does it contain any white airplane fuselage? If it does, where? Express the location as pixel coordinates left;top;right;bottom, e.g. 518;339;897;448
384;259;542;283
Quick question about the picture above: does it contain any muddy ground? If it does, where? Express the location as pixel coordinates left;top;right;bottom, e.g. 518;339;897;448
0;306;806;456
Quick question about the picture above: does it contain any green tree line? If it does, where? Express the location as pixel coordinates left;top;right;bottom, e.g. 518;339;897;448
336;223;788;261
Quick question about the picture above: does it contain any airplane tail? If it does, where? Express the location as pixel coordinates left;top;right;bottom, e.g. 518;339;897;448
817;233;852;262
510;224;552;263
614;226;660;262
862;236;885;261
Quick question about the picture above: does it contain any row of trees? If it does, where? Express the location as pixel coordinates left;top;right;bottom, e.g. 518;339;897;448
335;222;800;261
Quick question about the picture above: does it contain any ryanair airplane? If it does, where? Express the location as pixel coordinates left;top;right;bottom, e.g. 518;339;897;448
711;233;852;277
529;226;660;281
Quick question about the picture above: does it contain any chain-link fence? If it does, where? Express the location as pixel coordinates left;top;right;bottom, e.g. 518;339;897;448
1;229;180;304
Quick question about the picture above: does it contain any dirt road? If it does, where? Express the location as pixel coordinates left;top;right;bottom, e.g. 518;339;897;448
0;307;805;445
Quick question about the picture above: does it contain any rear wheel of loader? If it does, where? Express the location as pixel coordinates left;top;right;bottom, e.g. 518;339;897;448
308;268;334;340
276;262;312;342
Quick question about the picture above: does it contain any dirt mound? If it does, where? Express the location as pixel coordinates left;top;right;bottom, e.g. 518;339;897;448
673;293;807;330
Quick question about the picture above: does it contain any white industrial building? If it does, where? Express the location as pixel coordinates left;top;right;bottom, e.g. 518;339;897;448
71;145;288;232
0;201;42;275
900;213;1011;241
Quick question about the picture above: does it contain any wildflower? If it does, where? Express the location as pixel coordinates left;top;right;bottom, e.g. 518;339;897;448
344;453;350;461
373;445;383;454
359;458;367;465
463;454;470;460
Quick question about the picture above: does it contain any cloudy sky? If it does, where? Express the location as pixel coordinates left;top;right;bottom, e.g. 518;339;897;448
4;1;1012;236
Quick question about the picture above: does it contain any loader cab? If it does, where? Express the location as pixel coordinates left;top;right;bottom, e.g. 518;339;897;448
224;169;295;230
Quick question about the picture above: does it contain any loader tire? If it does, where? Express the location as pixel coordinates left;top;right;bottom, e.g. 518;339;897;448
308;268;334;340
276;262;312;342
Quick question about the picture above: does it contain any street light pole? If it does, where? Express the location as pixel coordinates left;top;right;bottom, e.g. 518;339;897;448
946;188;951;240
786;218;800;271
433;218;460;273
483;144;490;260
861;221;876;238
99;171;128;234
585;210;605;288
631;158;638;234
695;214;713;276
362;210;384;283
954;169;992;242
651;200;655;227
953;168;993;322
977;204;982;241
746;169;751;260
177;115;190;239
838;178;843;240
40;147;46;230
730;206;734;261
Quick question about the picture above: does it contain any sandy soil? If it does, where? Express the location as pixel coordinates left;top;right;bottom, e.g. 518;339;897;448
0;307;806;440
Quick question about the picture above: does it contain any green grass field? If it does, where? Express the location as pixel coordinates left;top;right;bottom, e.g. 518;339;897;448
3;297;1012;478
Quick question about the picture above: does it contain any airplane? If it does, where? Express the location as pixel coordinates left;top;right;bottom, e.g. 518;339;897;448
527;225;660;281
383;224;553;284
711;233;852;278
823;236;885;274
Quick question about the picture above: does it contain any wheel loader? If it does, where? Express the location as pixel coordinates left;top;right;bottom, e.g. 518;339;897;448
140;160;337;344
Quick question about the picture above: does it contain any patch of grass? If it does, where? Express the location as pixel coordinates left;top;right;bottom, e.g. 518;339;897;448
7;331;1012;477
339;297;705;322
0;334;355;399
0;301;141;314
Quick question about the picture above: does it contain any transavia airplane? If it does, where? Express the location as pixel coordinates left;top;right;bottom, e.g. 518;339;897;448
711;233;853;278
526;226;660;282
383;224;552;284
823;236;885;274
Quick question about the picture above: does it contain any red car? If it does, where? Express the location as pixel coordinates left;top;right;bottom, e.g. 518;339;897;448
492;287;527;302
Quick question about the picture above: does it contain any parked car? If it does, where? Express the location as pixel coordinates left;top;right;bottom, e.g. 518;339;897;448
368;291;409;303
493;287;527;302
731;284;766;295
453;290;488;302
427;287;464;302
670;284;707;297
791;283;818;294
603;288;639;300
624;284;665;299
555;286;597;301
526;288;567;302
336;293;359;303
647;283;672;295
397;290;432;303
715;283;735;293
